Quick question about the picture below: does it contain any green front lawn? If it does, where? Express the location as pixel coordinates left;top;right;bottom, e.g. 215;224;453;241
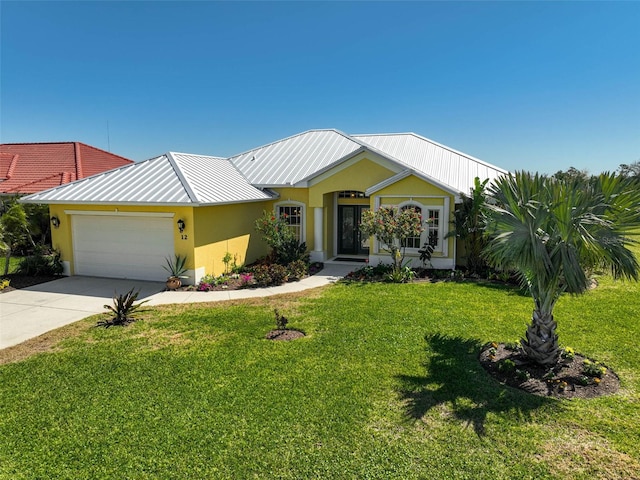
1;270;639;478
0;256;22;275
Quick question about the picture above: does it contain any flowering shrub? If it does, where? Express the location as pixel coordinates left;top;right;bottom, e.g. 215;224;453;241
359;206;424;277
240;273;253;286
254;211;308;265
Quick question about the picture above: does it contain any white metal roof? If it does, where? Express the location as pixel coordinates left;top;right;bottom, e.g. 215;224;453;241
353;133;508;195
229;129;363;186
21;153;273;206
21;129;508;206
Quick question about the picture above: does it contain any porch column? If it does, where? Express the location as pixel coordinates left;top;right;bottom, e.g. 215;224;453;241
311;206;325;262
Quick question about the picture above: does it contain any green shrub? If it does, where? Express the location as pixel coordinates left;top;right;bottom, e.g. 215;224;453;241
497;358;516;373
583;359;607;378
251;265;272;287
268;264;288;285
287;259;308;280
16;249;63;276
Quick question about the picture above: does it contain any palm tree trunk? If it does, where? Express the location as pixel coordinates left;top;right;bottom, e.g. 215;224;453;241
521;309;560;365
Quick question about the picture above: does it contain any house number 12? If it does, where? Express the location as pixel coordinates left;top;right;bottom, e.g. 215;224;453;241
181;234;188;240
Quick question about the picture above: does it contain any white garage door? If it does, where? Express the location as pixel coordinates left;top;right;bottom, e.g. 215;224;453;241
72;215;174;281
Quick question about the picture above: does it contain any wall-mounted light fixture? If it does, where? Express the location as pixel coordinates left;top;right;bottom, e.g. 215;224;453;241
177;219;185;233
51;216;61;229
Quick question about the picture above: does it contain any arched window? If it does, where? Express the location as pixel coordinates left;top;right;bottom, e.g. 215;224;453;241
400;204;422;249
397;201;445;253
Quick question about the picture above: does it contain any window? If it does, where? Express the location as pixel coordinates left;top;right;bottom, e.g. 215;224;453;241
426;209;440;249
401;204;422;249
275;202;305;243
338;191;368;198
395;202;445;253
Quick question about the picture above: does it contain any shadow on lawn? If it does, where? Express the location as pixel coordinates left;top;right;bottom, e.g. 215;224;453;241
396;333;560;436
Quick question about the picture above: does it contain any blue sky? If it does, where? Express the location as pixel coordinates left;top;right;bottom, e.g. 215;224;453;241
1;1;638;175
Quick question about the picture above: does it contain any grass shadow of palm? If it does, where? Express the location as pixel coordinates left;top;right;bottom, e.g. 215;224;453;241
396;333;560;436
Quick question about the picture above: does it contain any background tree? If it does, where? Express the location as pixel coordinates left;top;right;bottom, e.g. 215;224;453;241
484;171;640;365
618;160;640;179
359;206;423;274
551;166;590;183
447;177;489;275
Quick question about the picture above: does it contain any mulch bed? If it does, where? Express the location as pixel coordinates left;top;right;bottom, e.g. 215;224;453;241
265;329;305;341
0;274;63;293
479;343;620;399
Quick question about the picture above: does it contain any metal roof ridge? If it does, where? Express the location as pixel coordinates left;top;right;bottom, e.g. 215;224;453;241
227;128;354;160
169;151;226;160
166;152;200;204
361;132;509;174
169;151;265;195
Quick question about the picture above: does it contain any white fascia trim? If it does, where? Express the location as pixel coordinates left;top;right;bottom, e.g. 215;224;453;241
64;210;175;218
365;169;460;198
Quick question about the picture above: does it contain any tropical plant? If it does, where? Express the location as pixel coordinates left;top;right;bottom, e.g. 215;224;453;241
484;171;640;365
97;288;148;327
163;254;188;279
359;206;424;278
417;241;434;269
0;204;30;275
16;247;63;276
446;177;490;275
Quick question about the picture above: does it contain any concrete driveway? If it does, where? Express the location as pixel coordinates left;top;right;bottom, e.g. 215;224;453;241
0;263;353;350
0;276;164;349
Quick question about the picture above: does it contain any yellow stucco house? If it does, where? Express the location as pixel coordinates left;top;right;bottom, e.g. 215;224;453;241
21;130;508;283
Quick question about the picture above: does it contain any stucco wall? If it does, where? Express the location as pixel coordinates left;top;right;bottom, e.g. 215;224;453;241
193;202;269;278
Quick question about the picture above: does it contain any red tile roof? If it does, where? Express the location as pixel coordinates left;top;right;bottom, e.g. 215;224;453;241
0;142;133;194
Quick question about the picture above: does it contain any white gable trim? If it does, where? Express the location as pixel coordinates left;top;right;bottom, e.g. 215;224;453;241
296;149;404;188
365;169;461;201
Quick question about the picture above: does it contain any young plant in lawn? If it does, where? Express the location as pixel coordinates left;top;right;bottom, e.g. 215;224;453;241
97;288;148;327
274;309;288;330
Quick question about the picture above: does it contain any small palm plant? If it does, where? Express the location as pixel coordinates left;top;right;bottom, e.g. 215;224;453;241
163;254;188;289
97;288;148;327
484;171;640;365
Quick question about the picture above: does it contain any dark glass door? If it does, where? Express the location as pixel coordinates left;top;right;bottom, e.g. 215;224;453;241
338;205;369;255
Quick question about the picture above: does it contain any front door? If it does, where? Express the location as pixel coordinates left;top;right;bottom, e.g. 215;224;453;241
338;205;369;255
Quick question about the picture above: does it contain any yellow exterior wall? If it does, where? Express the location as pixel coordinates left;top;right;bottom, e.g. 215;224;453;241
308;158;396;207
48;204;194;275
193;201;269;276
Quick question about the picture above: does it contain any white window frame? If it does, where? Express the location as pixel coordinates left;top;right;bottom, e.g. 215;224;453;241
274;201;306;244
396;201;445;254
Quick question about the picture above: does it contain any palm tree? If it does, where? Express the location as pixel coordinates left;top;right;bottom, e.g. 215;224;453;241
447;177;490;276
484;171;640;365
